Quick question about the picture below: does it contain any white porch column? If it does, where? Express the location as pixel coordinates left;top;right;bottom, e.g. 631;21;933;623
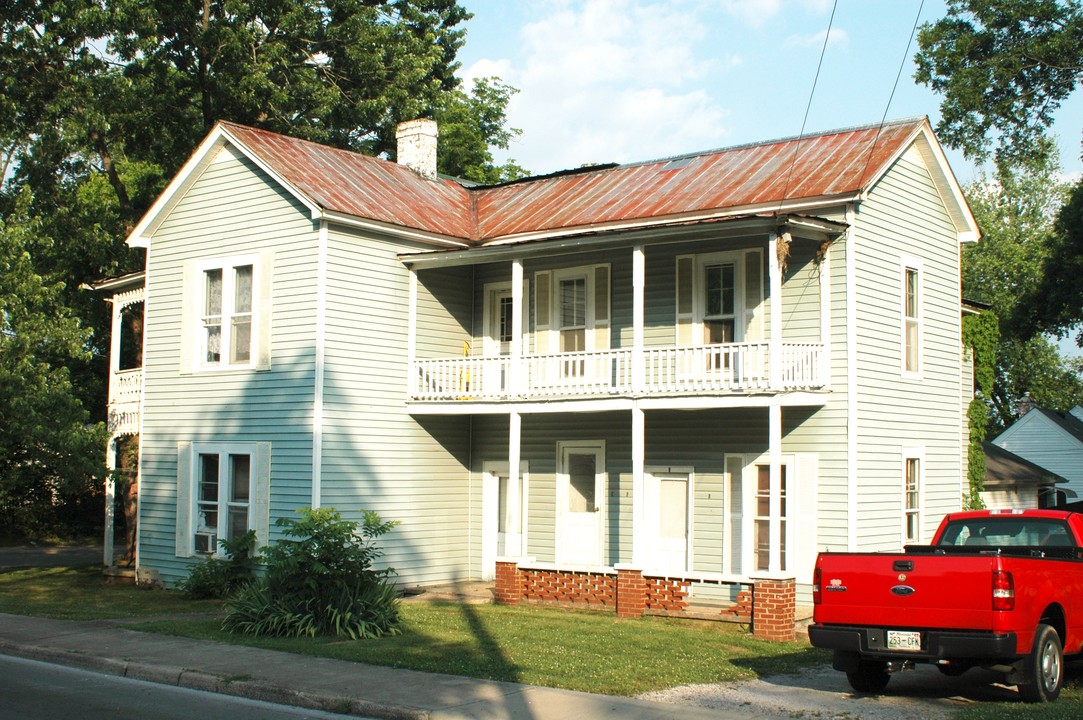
508;411;522;555
631;405;645;564
108;298;123;402
632;245;645;393
407;267;417;398
768;232;785;390
819;240;832;388
769;400;783;574
103;437;117;567
511;259;524;396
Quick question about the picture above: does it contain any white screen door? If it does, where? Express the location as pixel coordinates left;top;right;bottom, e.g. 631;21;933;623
558;442;604;565
647;471;690;571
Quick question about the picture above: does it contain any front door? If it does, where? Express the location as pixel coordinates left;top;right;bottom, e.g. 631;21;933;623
557;442;604;565
647;470;690;570
482;461;526;580
483;285;514;394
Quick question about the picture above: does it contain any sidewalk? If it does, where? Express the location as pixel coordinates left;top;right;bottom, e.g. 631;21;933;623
0;612;766;720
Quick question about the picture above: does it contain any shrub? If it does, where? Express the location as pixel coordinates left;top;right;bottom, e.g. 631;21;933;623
222;507;401;639
179;530;258;599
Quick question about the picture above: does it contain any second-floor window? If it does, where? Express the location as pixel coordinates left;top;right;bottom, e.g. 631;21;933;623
183;252;272;373
203;263;253;366
676;249;763;347
903;450;923;544
902;259;922;375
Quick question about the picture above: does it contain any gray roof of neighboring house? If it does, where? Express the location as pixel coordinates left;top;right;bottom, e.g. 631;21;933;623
982;441;1068;487
1029;407;1083;446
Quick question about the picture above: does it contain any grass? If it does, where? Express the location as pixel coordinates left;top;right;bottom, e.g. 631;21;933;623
0;565;822;695
0;566;222;620
12;565;1083;716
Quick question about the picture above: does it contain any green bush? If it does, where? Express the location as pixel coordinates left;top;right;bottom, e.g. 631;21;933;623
222;507;401;639
179;530;258;599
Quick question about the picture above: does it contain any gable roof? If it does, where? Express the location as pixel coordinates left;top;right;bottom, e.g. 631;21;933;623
127;116;979;248
982;441;1067;487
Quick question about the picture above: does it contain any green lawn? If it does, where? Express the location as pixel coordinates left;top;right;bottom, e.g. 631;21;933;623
6;564;1083;717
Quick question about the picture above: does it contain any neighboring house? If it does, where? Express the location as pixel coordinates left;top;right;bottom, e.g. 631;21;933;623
100;116;978;611
981;441;1067;509
992;405;1083;504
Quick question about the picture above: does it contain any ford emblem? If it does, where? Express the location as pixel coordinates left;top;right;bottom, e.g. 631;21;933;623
891;585;916;596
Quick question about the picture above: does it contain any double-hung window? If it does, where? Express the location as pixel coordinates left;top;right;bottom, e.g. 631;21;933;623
177;441;270;557
194;449;251;554
902;259;922;376
903;448;923;544
183;252;271;373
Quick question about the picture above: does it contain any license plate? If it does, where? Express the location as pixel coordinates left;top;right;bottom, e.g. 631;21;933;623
887;630;921;651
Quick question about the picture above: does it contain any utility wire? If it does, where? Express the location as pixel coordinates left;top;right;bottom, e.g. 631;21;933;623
777;0;839;211
857;0;926;186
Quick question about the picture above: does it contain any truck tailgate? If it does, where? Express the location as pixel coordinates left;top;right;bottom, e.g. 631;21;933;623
816;552;996;630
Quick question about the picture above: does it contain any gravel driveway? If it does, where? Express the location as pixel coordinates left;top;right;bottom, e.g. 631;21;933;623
640;663;1024;719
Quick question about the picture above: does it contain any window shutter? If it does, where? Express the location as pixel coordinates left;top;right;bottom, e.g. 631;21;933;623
593;264;610;350
175;442;192;557
180;262;195;374
252;442;271;550
793;453;819;584
743;249;764;341
254;252;274;370
725;455;745;576
676;256;695;346
534;271;551;354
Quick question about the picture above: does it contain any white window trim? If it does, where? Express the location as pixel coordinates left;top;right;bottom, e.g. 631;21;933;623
549;265;607;352
901;256;924;379
694;251;745;343
744;453;794;575
176;441;270;558
183;252;272;373
902;447;925;546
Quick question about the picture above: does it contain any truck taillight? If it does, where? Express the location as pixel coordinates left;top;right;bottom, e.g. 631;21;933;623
993;570;1014;611
813;565;822;605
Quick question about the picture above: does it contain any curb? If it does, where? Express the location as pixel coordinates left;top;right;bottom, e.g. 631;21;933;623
0;640;426;719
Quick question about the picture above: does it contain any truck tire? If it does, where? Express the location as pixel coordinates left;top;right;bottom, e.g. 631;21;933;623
1018;623;1063;703
846;660;890;694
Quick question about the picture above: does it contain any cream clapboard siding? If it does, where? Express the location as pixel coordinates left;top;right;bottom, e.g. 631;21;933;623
321;228;473;586
851;146;964;549
139;145;318;584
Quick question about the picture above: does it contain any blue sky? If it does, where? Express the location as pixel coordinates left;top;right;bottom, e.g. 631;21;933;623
455;0;1083;183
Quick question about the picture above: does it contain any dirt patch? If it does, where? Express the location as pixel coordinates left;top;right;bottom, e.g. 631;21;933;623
639;663;1023;719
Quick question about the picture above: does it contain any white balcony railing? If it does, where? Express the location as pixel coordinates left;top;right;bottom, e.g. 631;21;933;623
411;343;824;402
107;368;143;436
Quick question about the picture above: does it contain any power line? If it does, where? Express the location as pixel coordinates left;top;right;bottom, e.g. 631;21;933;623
778;0;839;210
858;0;926;186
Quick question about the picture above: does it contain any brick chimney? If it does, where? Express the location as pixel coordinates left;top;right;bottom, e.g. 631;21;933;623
396;119;439;180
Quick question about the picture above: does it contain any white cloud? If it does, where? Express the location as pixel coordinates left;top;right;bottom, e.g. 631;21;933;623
462;0;732;173
719;0;782;28
785;27;849;49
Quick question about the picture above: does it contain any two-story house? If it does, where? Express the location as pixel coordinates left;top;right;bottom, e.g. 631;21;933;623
101;116;978;623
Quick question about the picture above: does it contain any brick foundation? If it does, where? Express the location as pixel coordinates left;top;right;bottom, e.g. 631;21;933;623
492;560;796;641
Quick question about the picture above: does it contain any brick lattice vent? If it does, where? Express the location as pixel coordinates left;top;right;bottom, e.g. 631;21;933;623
644;577;689;613
521;569;616;607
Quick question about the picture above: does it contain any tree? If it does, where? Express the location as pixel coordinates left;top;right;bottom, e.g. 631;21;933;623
0;193;107;539
0;0;523;537
961;153;1083;432
916;0;1083;347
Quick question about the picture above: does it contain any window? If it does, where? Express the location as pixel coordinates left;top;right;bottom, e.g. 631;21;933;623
902;260;922;375
195;451;251;554
754;464;787;572
704;262;736;344
183;253;272;373
903;449;923;544
559;276;587;353
177;441;270;558
675;249;764;348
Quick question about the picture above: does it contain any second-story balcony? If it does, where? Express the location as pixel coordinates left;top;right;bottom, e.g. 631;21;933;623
108;367;143;435
411;342;825;403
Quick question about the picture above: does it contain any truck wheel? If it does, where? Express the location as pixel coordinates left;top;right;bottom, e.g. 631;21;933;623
846;660;890;693
1018;623;1063;703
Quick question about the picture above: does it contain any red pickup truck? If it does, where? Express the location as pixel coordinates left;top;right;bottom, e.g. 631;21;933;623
808;508;1083;702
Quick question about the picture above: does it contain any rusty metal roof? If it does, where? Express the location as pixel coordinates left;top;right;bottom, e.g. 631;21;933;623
220;122;474;239
219;117;929;245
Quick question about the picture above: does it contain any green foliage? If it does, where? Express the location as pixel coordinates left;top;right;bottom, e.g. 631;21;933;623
223;508;401;639
0;193;107;539
1029;180;1083;347
915;0;1083;164
963;310;1000;508
178;530;258;599
434;77;528;184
